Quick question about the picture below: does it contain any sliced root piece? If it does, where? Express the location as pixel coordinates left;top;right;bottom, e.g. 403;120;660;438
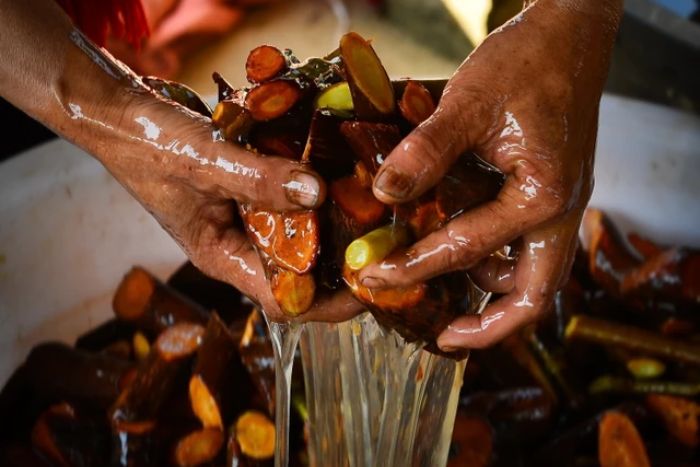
246;45;287;83
189;313;237;430
235;410;275;460
239;205;320;274
399;80;436;125
269;267;316;317
598;411;650;467
339;32;395;120
113;267;209;333
245;80;302;121
646;394;700;448
329;176;386;226
174;428;225;467
345;223;410;271
314;81;353;113
212;100;253;142
564;314;700;366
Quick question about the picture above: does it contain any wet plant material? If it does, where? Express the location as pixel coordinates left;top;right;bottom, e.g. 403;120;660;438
208;33;504;355
451;210;699;466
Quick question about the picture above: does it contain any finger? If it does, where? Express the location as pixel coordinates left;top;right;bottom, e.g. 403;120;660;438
436;223;577;350
300;288;366;324
189;215;364;323
140;95;327;211
360;175;543;289
203;145;327;211
187;222;285;320
469;255;516;294
372;96;485;204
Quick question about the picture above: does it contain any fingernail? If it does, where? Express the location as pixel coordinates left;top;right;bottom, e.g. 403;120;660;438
374;166;413;199
284;171;320;208
361;276;386;289
439;345;458;353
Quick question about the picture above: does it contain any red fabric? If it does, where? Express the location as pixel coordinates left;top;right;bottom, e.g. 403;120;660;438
55;0;150;48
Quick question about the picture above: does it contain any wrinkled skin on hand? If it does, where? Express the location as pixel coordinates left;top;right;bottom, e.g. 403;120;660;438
358;0;623;351
98;90;361;323
0;0;362;323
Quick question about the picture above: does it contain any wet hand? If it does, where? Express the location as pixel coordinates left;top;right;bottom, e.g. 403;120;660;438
95;89;360;323
357;0;622;350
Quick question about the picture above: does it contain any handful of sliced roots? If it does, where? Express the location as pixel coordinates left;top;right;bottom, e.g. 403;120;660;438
148;32;504;355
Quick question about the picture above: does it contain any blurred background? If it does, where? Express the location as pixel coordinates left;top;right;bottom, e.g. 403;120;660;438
1;0;698;159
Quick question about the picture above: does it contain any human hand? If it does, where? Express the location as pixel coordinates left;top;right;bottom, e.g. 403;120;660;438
95;88;364;323
0;0;364;323
357;0;622;350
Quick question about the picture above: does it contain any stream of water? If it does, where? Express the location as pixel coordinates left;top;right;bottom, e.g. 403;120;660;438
266;320;303;467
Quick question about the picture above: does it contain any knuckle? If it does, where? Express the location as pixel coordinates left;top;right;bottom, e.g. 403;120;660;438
405;127;446;168
247;168;271;203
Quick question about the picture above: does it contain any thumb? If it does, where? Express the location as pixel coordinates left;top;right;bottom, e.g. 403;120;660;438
197;140;326;211
372;99;477;204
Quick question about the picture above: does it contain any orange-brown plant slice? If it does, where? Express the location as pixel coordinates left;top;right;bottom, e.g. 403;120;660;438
246;45;287;83
646;394;700;448
235;410;276;460
174;428;225;467
239;205;319;274
329;176;386;226
339;32;395;119
189;375;223;430
112;266;208;332
155;322;206;361
212;100;253;142
245;80;302;121
399;80;436;125
598;411;651;467
270;267;316;317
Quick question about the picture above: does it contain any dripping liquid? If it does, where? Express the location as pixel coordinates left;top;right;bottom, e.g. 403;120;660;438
265;319;303;467
264;309;489;466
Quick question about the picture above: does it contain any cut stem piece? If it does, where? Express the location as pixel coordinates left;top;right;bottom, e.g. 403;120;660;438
329;175;386;226
598;411;650;467
314;81;353;113
174;428;225;467
212;100;253;142
189;313;237;430
399;80;436;126
589;375;700;397
246;45;287;83
239;205;320;275
646;394;699;448
235;410;275;460
626;357;666;379
269;266;316;317
339;32;395;120
245;80;302;121
565;315;700;366
345;224;410;270
113;267;209;333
